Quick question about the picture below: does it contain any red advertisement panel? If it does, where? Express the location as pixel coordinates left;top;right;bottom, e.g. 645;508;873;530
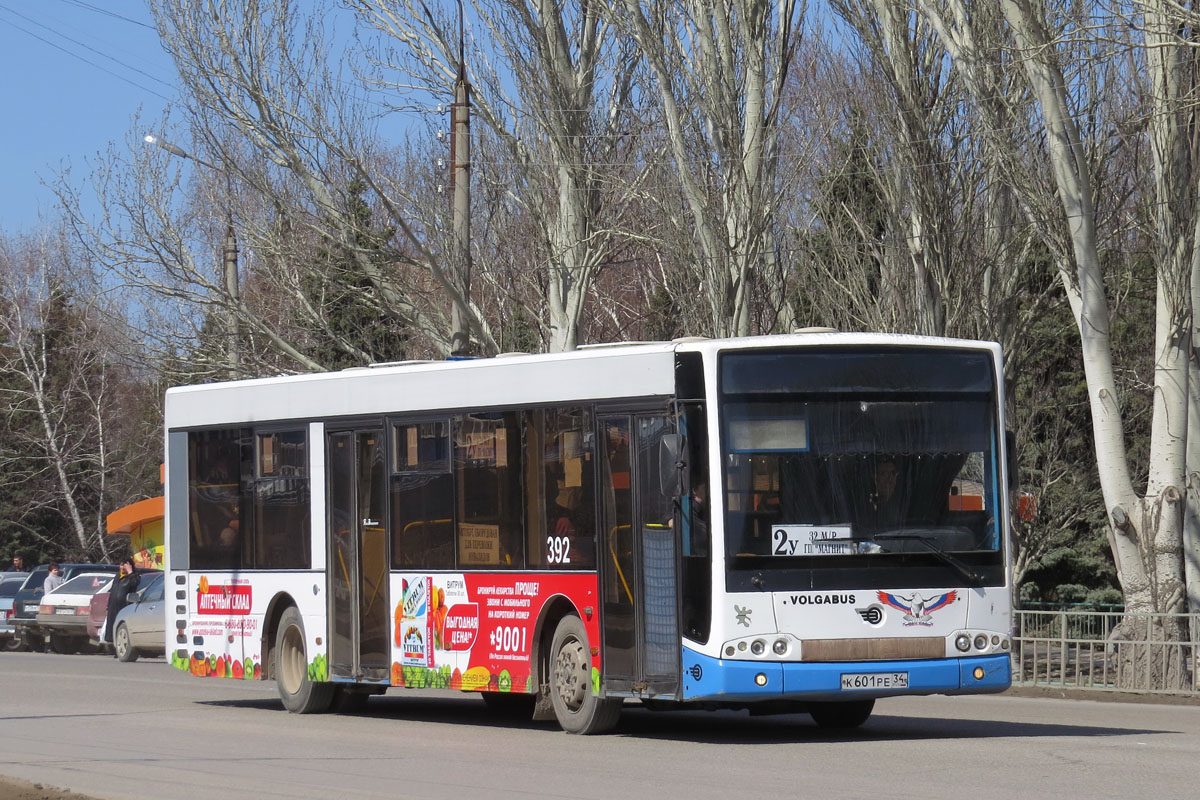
390;572;600;695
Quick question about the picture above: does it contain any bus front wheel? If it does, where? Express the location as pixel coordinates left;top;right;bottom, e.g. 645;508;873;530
808;699;874;729
548;615;621;734
274;607;334;714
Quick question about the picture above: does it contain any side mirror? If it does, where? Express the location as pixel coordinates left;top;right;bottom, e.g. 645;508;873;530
659;434;685;498
128;590;143;604
1005;430;1018;491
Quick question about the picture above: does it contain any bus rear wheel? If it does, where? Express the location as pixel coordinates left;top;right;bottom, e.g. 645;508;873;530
548;615;621;734
808;699;874;729
275;607;334;714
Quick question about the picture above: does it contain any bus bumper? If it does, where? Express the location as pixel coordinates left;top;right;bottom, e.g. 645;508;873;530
681;648;1010;702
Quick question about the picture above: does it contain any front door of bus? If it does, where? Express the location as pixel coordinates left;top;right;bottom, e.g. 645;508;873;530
599;414;680;697
327;429;390;683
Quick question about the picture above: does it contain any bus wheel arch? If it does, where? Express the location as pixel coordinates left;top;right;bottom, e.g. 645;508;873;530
529;595;577;721
261;592;297;682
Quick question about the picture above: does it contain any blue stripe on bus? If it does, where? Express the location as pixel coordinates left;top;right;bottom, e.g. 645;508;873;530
680;648;1010;702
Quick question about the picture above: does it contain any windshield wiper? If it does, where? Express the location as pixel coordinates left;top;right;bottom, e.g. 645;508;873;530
872;533;983;586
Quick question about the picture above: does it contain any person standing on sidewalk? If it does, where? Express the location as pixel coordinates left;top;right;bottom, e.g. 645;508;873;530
104;557;141;655
41;563;65;653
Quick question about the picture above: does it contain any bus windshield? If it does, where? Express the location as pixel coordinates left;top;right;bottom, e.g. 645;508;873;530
720;348;1004;588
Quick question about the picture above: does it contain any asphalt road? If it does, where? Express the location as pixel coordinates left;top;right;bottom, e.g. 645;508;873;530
1;650;1198;800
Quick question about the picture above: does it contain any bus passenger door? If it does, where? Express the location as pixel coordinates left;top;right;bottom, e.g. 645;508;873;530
326;429;391;683
599;414;681;698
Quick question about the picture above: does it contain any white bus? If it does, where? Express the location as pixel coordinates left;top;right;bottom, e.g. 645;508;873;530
164;332;1013;733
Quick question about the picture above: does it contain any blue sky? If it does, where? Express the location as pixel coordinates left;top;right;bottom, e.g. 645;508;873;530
0;1;175;232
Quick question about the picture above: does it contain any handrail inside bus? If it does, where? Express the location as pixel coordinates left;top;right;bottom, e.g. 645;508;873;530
402;518;453;534
608;525;633;603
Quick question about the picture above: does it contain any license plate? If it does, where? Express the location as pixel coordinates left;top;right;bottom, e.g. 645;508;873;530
840;671;908;690
55;608;75;615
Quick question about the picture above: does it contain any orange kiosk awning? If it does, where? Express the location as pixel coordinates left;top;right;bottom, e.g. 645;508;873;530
106;496;164;535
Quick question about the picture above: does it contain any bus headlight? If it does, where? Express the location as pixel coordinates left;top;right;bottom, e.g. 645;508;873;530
974;634;988;651
773;638;788;656
750;639;766;656
955;633;971;652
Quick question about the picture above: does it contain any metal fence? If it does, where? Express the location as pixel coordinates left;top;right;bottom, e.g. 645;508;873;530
1012;609;1200;695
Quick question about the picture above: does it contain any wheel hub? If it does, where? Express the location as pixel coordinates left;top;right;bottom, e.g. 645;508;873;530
553;636;588;711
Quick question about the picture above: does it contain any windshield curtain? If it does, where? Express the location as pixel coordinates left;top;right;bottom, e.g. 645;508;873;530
720;349;1004;587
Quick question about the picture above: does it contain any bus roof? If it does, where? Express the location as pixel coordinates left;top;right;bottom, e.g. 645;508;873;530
164;332;1000;429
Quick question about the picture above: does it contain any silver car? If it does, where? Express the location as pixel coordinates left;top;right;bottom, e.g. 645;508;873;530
111;572;166;662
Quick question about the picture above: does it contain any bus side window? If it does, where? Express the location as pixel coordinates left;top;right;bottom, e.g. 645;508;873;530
524;407;595;570
390;422;454;570
454;412;523;569
188;428;247;571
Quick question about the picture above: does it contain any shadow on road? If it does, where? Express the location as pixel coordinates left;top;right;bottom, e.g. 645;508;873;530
195;694;1174;744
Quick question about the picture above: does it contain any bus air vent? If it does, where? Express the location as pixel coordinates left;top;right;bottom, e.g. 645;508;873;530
801;637;942;662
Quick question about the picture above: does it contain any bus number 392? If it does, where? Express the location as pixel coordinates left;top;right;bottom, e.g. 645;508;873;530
546;536;572;564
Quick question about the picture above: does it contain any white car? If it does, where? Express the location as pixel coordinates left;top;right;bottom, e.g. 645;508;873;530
35;573;114;653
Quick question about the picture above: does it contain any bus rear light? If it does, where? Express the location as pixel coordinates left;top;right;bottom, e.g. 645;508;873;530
954;633;971;652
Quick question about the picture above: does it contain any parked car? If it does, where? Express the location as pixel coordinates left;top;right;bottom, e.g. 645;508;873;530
88;568;162;646
36;573;115;653
1;573;29;651
111;572;166;662
11;564;117;652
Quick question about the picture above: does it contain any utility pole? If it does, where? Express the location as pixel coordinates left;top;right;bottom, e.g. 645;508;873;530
144;134;241;378
223;214;241;376
449;0;472;356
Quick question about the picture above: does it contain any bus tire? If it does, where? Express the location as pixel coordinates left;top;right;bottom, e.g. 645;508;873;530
808;699;874;729
548;615;621;734
275;607;334;714
114;623;138;662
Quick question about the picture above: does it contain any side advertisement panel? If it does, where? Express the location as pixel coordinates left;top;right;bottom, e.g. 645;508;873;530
172;572;327;683
390;573;600;695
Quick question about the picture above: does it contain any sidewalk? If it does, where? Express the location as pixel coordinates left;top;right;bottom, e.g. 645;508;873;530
1005;684;1200;706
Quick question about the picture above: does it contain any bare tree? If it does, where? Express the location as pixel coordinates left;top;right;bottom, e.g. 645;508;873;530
0;231;121;560
350;0;648;351
910;0;1199;685
60;0;501;379
610;0;806;337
